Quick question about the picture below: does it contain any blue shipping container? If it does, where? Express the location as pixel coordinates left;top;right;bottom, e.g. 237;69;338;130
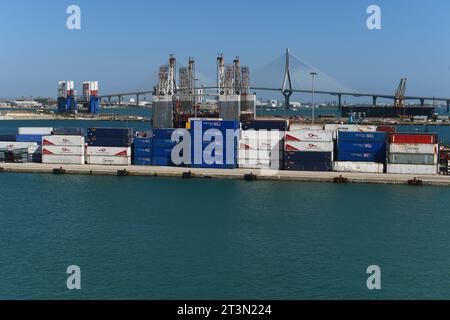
284;151;332;162
241;120;288;131
338;141;386;153
152;129;178;140
190;120;240;131
152;139;178;149
338;131;387;142
16;135;44;144
152;156;173;167
283;161;332;172
0;135;17;142
134;147;153;158
53;128;85;136
134;139;153;148
337;151;386;163
87;137;133;147
134;157;152;166
88;128;133;138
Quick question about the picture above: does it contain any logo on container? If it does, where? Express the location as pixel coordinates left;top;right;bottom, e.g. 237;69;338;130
62;138;71;143
308;133;319;139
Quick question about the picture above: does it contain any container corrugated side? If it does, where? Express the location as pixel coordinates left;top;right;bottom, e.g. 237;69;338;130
357;125;378;132
388;153;437;165
283;161;332;172
390;134;437;144
387;164;437;175
333;161;384;173
42;155;84;165
284;141;334;152
238;159;282;169
289;124;324;131
324;124;359;132
284;151;333;162
0;142;38;150
86;147;131;157
338;141;386;153
338;131;387;142
239;139;282;151
18;127;53;135
42;146;84;156
86;156;131;166
42;135;85;146
389;143;438;155
240;130;284;141
285;130;333;142
238;150;282;161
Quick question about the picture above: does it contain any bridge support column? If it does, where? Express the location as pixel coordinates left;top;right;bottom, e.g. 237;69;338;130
108;97;111;105
118;96;122;107
420;98;425;106
373;96;377;106
282;91;292;110
136;94;140;107
447;100;450;113
338;94;342;110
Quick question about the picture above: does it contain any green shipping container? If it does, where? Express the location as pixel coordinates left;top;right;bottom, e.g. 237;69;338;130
389;153;437;165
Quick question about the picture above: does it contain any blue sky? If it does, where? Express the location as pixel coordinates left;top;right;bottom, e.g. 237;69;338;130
1;0;449;100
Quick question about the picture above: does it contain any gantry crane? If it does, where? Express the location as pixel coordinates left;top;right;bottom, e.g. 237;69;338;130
394;77;407;108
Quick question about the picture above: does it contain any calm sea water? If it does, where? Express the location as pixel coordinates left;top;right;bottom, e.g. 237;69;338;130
0;174;449;300
0;109;450;299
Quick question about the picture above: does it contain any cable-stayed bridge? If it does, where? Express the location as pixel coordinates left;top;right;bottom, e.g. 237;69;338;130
99;50;450;111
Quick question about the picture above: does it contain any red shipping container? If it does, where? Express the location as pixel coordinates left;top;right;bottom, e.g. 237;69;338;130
390;134;437;144
377;125;396;133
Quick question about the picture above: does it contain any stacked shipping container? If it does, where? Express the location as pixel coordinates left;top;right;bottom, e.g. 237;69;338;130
284;130;334;171
190;120;240;169
42;135;85;164
86;128;133;165
334;132;387;173
238;131;284;169
387;134;438;175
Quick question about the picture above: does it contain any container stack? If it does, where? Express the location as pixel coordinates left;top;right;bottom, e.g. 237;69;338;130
334;132;387;173
42;135;85;165
242;119;289;131
151;129;179;167
387;134;438;175
238;130;284;169
16;127;53;144
439;146;450;175
86;128;133;165
134;136;153;166
0;141;39;163
190;120;240;169
283;130;334;171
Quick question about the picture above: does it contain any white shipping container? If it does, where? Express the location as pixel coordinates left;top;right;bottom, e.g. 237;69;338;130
285;130;334;142
42;146;84;156
240;130;284;141
357;125;378;132
289;124;324;131
389;143;438;155
28;146;42;155
86;147;131;157
324;124;359;132
239;139;282;151
42;135;85;146
18;127;53;135
42;155;84;165
285;141;334;152
238;159;282;169
0;142;38;150
333;161;384;173
86;156;131;166
387;164;437;175
238;149;282;161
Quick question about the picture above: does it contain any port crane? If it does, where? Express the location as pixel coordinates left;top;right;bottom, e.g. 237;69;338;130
394;77;407;108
